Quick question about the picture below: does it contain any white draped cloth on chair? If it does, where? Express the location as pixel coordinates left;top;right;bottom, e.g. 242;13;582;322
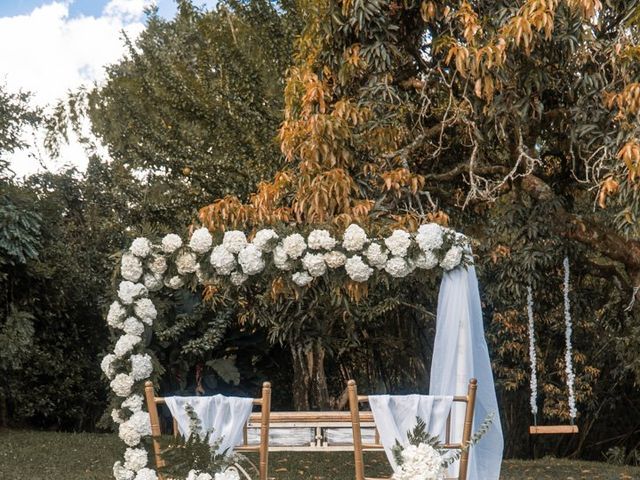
430;265;504;480
165;395;254;454
368;394;454;470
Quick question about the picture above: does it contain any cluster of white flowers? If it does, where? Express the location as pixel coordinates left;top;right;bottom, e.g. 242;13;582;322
364;243;388;269
222;231;247;254
161;233;182;253
393;443;445;480
118;282;148;305
342;224;368;251
238;244;265;275
301;253;327;277
252;229;279;252
108;301;127;329
106;225;471;480
121;253;143;282
130;354;153;381
189;227;213;254
307;229;336;250
282;233;306;259
385;229;412;257
130;238;152;258
187;470;239;480
345;255;373;282
111;373;134;397
526;285;538;417
563;257;577;420
124;447;148;472
211;245;237;275
176;252;199;275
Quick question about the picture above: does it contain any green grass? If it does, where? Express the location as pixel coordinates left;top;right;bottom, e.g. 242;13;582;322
1;429;639;479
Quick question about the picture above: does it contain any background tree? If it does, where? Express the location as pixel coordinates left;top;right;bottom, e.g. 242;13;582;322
198;0;640;457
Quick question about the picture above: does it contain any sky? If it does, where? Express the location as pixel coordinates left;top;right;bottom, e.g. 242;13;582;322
0;0;217;177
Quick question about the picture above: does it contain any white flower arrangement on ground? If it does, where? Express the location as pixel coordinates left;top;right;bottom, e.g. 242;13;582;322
391;414;494;480
104;223;472;480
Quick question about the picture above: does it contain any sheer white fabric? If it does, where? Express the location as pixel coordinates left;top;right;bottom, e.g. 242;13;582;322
430;265;504;480
165;395;253;454
368;395;454;470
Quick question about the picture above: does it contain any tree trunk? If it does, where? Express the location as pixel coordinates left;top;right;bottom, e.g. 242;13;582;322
290;341;330;410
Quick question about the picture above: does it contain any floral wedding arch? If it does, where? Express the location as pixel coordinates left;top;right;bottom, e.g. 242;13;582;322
102;223;502;480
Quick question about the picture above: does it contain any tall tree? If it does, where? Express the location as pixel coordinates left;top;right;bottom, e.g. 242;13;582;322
198;0;640;454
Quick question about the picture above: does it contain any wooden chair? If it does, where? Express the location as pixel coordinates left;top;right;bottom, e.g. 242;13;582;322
347;378;478;480
144;381;272;480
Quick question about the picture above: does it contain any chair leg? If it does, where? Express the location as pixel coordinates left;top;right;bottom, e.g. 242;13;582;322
348;380;365;480
458;379;477;480
259;382;271;480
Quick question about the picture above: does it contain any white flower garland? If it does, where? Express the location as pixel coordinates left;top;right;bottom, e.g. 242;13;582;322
563;257;578;420
104;224;472;479
526;285;538;418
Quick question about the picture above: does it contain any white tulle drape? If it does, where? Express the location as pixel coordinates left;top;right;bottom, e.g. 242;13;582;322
429;265;504;480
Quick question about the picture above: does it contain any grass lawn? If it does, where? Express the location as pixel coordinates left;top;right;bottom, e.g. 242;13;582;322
1;429;639;479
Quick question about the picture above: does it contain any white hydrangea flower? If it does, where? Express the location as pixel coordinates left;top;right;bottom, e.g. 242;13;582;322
307;229;337;250
413;251;439;270
119;421;142;447
121;394;144;413
384;257;413;278
342;224;368;251
189;227;213;254
123;317;144;336
187;471;213;480
384;230;412;257
210;245;236;275
292;271;313;287
147;255;167;276
415;223;444;251
134;298;157;325
283;233;306;259
176;251;198;275
161;234;182;253
124;447;148;472
252;229;279;252
345;255;373;282
130;354;153;381
273;244;293;270
230;271;248;286
112;408;126;425
165;275;184;290
121;253;143;282
238;244;265;275
130;238;151;258
222;230;247;254
393;443;444;480
107;301;127;329
101;354;117;379
323;251;347;269
364;243;388;269
133;467;158;480
113;461;135;480
143;273;163;292
215;470;240;480
440;245;463;271
118;282;148;305
111;373;135;397
114;334;142;358
128;411;152;436
301;253;327;277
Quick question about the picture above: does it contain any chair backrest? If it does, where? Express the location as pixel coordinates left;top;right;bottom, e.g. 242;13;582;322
143;381;271;480
347;378;478;480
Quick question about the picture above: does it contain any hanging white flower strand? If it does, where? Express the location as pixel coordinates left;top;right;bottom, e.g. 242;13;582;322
526;285;538;420
563;257;578;421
